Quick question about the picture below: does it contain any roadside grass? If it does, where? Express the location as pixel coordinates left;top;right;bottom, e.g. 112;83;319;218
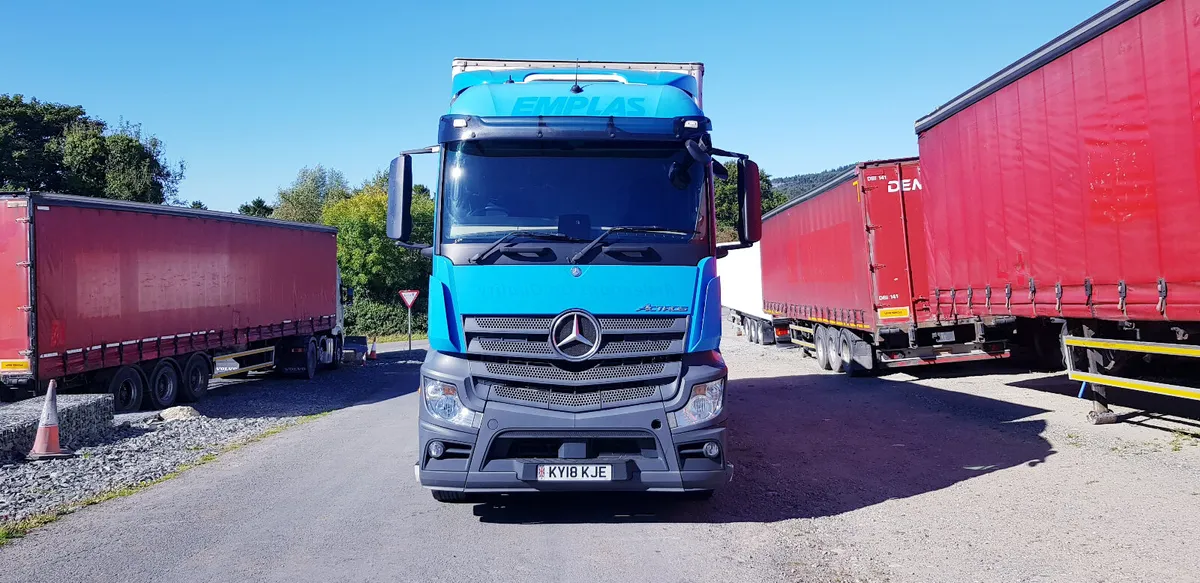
365;333;429;344
0;411;331;546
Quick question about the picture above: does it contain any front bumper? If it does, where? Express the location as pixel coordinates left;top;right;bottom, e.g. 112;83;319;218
417;398;731;494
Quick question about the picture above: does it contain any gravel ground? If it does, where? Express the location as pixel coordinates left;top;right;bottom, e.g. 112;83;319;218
716;320;1200;582
0;345;426;527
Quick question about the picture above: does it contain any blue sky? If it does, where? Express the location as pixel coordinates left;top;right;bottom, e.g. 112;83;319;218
6;0;1113;211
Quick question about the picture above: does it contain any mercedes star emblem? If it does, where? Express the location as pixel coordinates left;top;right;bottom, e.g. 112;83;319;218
549;310;602;361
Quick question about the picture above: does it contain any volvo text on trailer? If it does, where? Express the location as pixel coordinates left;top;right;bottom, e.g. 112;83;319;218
0;193;350;411
914;0;1200;422
760;159;1009;374
386;58;764;502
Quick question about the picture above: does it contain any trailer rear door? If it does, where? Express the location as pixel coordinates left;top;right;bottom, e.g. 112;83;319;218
0;197;32;375
860;161;923;326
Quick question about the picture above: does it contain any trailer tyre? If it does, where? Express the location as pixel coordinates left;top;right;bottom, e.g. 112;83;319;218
143;359;181;410
827;328;846;373
814;326;832;370
179;354;211;403
107;366;145;413
841;329;873;377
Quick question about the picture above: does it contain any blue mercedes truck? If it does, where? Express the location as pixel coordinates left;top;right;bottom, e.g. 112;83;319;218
386;59;762;502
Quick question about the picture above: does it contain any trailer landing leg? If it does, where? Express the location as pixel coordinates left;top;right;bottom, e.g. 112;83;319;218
1083;323;1120;425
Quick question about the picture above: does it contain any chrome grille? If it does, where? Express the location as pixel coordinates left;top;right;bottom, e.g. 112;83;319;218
467;315;684;333
475;337;673;357
491;384;657;408
483;361;666;381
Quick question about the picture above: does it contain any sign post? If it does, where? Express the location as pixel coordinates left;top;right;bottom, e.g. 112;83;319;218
399;289;421;353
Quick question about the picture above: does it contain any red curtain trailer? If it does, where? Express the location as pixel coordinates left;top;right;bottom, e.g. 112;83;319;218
914;0;1200;421
760;159;1008;374
0;192;346;411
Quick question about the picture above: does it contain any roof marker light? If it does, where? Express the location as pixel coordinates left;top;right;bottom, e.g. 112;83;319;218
452;118;468;128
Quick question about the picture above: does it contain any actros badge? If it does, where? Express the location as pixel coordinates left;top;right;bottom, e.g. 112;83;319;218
636;304;689;313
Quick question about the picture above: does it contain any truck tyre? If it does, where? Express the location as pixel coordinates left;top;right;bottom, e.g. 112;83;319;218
431;490;469;503
327;335;343;370
842;329;873;377
302;337;318;380
179;354;211;402
143;359;181;410
827;328;846;373
749;319;761;344
814;326;832;370
108;366;145;413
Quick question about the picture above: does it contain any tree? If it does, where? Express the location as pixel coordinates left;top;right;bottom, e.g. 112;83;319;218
237;197;274;217
1;94;184;202
271;165;349;223
189;200;207;209
321;173;434;302
713;161;785;241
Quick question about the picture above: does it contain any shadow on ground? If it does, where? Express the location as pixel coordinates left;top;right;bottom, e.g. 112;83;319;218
471;370;1053;524
192;348;426;420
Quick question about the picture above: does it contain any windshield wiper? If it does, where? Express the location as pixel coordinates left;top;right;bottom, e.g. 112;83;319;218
469;231;582;263
569;226;692;264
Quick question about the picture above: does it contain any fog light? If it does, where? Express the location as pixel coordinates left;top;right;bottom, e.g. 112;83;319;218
702;441;720;459
428;441;445;459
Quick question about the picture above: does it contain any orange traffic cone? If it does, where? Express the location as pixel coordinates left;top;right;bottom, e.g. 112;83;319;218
28;380;75;461
367;338;378;360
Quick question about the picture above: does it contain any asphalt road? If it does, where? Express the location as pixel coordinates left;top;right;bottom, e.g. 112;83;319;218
3;330;1199;582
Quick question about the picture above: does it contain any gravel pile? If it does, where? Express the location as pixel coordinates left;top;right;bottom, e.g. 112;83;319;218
0;349;423;526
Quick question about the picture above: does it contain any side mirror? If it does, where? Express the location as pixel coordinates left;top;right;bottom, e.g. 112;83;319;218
387;155;414;241
737;158;763;244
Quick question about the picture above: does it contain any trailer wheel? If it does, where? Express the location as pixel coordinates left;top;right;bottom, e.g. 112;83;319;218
107;366;145;413
814;326;832;370
749;319;762;344
841;329;873;377
143;359;181;410
178;354;211;403
827;328;846;373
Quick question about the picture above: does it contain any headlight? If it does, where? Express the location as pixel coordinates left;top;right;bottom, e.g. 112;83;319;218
669;378;725;429
423;377;481;428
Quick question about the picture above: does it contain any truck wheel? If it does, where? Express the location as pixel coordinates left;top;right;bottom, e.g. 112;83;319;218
814;326;832;370
303;337;318;380
107;366;145;413
327;335;343;370
827;328;846;373
431;490;469;503
143;360;180;410
749;320;761;344
179;354;211;402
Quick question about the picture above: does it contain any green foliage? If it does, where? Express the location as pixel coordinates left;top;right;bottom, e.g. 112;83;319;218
713;161;786;242
271;165;350;223
321;170;434;303
189;200;207;209
0;95;184;202
237;197;274;217
345;297;428;336
774;164;856;200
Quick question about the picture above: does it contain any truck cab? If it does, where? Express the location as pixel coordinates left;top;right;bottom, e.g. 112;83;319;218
387;59;761;501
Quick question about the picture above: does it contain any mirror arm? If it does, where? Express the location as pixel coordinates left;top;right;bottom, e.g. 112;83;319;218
708;147;748;160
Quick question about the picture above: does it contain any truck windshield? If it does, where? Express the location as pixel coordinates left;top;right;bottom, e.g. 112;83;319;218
440;140;707;243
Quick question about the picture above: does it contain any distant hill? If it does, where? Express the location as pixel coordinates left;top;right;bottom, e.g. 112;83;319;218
774;164;856;200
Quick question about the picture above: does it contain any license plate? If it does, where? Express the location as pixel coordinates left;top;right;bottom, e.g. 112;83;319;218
536;464;612;481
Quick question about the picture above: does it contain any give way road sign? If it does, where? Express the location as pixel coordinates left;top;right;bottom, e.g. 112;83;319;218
399;289;420;308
